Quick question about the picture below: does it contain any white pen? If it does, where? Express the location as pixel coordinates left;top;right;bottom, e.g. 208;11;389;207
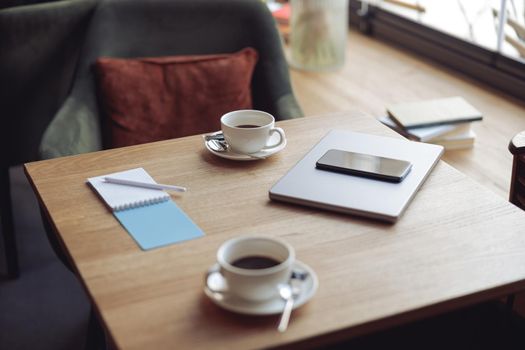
103;177;187;193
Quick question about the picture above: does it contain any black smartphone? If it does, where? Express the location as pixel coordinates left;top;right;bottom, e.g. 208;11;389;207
316;149;412;183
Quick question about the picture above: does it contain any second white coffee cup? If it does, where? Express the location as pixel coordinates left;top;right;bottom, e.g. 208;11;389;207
211;236;295;302
221;110;286;154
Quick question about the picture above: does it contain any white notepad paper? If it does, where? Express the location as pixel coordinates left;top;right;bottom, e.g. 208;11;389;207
87;168;170;211
87;167;204;250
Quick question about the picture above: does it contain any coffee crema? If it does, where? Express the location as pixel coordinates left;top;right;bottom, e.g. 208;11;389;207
235;124;260;128
231;255;281;270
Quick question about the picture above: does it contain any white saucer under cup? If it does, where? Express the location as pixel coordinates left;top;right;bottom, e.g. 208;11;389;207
204;131;287;161
204;260;318;315
203;236;319;315
221;110;286;154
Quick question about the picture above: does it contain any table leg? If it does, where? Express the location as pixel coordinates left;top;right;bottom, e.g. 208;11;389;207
1;166;20;279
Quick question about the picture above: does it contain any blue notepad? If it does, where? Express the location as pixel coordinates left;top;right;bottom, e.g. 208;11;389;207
87;168;204;250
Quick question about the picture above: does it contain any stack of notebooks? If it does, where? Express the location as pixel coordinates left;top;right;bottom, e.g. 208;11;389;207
379;97;483;150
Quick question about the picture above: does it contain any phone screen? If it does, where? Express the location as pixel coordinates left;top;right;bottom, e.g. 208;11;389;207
316;149;412;182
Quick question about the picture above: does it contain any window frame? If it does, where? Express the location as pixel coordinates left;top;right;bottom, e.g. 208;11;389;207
349;0;525;101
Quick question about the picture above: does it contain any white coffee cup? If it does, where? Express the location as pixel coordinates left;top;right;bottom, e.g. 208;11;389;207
207;236;295;302
220;110;286;154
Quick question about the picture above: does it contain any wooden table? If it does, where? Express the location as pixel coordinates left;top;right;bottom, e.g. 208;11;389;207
25;113;525;350
290;29;525;201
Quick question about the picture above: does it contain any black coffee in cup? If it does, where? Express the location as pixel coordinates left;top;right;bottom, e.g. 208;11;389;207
220;110;286;154
232;255;281;269
235;124;260;128
214;236;294;301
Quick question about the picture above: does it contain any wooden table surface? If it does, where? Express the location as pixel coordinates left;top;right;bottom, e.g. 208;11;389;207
25;114;525;350
290;30;525;201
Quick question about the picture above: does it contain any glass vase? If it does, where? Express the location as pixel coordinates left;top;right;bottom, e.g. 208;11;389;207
290;0;349;71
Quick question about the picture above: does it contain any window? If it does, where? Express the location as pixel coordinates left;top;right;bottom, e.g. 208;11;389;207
350;0;525;100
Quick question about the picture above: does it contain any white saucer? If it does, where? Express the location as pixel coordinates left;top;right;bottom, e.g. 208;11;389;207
204;260;318;315
203;131;287;161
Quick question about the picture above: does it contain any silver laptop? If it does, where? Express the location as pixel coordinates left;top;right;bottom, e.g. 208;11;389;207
269;130;444;222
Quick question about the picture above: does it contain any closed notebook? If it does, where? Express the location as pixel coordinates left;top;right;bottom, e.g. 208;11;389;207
87;168;204;250
387;96;483;129
377;115;469;142
378;116;475;150
431;129;476;150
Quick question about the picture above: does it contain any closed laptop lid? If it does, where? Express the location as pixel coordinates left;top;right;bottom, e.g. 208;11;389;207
269;130;444;222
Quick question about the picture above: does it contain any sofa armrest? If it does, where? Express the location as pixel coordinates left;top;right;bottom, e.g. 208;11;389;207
275;93;304;120
39;95;102;159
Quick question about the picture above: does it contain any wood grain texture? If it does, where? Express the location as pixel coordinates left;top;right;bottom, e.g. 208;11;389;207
290;30;525;200
290;29;525;318
25;113;525;350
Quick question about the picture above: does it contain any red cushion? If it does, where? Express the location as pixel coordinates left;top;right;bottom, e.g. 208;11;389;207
95;47;258;148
